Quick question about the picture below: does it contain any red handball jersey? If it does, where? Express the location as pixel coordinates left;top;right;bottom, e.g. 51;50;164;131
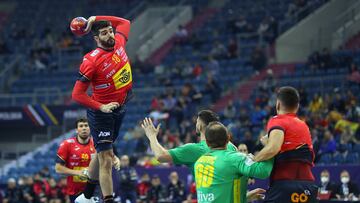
56;137;95;195
72;16;132;110
266;113;315;182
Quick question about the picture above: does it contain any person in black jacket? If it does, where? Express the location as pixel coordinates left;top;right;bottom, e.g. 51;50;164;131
147;175;165;203
166;172;185;203
118;155;138;203
335;170;360;201
318;170;337;199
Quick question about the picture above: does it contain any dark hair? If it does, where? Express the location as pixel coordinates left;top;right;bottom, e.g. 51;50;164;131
91;20;111;36
277;86;300;110
205;121;228;148
75;117;88;128
197;110;220;126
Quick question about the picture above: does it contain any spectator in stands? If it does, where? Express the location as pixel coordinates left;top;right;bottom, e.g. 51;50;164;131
33;172;50;203
227;38;238;58
137;174;151;203
311;129;321;161
346;100;360;122
299;87;309;107
318;130;337;157
319;48;333;69
242;131;255;153
239;107;250;128
330;92;346;113
210;41;227;59
335;170;360;201
318;169;337;199
206;55;220;76
22;176;35;203
39;166;51;179
228;15;249;34
257;17;270;37
251;47;267;74
175;25;188;43
250;105;267;127
118;155;138;203
2;178;23;203
166;172;185;203
238;143;249;154
309;93;324;113
340;126;359;147
348;62;360;84
203;74;221;102
223;101;236;120
48;177;64;203
147;175;164;203
307;51;321;70
192;63;203;79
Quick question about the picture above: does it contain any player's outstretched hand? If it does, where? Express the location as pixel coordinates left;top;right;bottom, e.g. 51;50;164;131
84;16;96;34
100;102;120;113
141;117;161;140
247;188;266;201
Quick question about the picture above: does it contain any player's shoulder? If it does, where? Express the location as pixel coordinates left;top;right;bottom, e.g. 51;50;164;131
59;137;75;147
83;48;102;62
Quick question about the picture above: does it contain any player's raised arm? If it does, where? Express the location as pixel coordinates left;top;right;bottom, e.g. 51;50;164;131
84;15;130;45
141;117;173;163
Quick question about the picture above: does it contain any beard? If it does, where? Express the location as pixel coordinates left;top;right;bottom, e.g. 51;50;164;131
100;37;115;48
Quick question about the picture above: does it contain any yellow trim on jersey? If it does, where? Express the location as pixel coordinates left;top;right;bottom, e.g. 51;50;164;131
233;178;241;203
112;62;132;89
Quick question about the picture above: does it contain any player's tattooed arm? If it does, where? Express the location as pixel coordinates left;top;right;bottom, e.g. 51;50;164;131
141;117;173;163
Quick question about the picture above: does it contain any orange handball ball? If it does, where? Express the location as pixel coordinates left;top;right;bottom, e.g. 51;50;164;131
70;17;88;36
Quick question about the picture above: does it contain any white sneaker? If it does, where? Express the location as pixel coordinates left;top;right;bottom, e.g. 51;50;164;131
75;194;98;203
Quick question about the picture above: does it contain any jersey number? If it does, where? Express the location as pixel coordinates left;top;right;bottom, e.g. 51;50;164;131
195;164;214;188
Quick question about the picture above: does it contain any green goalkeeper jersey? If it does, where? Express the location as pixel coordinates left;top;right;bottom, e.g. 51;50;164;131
168;141;250;202
168;140;237;171
194;149;273;203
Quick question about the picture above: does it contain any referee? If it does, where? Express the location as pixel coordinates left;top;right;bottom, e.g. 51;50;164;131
254;86;318;203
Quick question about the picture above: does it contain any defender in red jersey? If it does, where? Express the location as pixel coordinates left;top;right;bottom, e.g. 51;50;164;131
71;15;132;203
254;86;318;203
55;118;95;203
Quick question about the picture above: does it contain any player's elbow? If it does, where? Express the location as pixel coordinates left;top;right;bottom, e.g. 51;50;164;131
156;153;172;163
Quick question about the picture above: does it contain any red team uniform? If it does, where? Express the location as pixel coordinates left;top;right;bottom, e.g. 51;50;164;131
56;137;95;196
72;16;132;110
264;113;318;202
72;16;132;152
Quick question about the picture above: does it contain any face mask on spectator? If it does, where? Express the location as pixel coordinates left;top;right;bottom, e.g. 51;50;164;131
321;176;329;183
341;177;349;184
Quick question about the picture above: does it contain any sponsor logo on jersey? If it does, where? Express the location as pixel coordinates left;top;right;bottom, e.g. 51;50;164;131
95;83;110;90
106;69;116;79
103;62;112;71
197;191;215;202
90;49;100;57
291;191;310;203
98;131;111;137
112;62;132;90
